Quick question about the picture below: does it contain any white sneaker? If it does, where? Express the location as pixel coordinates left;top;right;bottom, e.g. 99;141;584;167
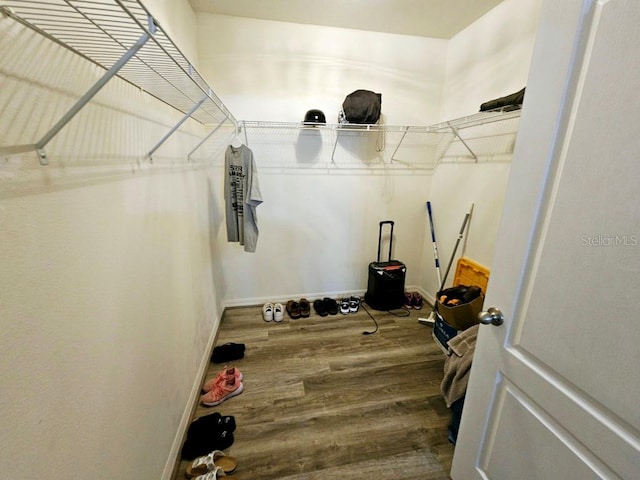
340;297;350;315
273;303;284;322
349;295;361;313
262;303;274;322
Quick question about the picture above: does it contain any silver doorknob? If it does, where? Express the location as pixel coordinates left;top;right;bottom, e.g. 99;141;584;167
478;307;504;326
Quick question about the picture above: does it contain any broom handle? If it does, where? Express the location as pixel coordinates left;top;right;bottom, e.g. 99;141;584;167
440;211;470;291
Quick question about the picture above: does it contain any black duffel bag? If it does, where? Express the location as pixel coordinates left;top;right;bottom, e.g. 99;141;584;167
341;89;382;124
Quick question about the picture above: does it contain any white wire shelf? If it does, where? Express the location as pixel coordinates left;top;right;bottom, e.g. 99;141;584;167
236;108;522;167
240;109;521;134
0;0;236;164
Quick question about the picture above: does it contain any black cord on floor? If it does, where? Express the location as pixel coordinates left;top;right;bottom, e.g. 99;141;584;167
361;304;410;335
361;303;378;335
388;308;411;318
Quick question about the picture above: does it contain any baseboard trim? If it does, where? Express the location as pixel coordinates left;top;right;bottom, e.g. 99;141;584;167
222;285;430;309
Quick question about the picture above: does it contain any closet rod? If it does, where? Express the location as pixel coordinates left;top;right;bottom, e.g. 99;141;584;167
148;91;209;161
35;20;154;165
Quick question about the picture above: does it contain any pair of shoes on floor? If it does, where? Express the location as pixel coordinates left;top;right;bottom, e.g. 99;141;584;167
262;302;284;322
211;343;245;364
202;367;243;394
181;412;236;460
187;412;236;440
404;292;424;310
186;451;238;478
286;298;310;319
340;295;361;314
200;368;244;407
312;297;339;316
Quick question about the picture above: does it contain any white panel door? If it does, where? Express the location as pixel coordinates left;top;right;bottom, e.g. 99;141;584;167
451;1;640;478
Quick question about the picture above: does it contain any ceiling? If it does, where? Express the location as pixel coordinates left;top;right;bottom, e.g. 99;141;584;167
187;0;506;39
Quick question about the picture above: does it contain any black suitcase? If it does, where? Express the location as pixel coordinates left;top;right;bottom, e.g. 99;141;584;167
365;221;406;310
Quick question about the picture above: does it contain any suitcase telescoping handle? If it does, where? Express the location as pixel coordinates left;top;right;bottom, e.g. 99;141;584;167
377;220;394;262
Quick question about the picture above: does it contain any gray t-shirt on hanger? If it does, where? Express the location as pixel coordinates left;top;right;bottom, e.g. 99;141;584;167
224;144;263;252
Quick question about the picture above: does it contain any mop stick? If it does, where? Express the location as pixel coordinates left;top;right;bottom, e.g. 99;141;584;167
420;202;442;323
420;204;473;325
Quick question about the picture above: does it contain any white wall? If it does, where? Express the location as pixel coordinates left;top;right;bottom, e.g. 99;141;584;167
420;0;543;301
197;14;448;304
147;0;199;66
197;15;447;124
0;1;223;478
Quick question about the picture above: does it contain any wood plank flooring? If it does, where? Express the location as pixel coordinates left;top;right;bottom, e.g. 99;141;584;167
172;303;454;480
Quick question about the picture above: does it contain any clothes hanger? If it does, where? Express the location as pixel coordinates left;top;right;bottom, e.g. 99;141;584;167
230;135;243;148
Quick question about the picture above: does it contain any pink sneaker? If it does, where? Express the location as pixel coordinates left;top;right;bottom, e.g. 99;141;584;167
200;377;244;407
202;367;244;393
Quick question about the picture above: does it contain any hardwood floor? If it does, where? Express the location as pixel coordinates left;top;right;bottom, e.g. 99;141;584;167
172;303;455;480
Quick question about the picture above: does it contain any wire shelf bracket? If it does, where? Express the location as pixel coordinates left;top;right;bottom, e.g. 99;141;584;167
148;90;208;162
187;118;228;162
330;124;386;164
390;126;410;163
38;21;153;165
447;121;478;162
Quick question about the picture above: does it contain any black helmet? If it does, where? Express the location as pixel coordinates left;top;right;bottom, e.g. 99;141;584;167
303;109;326;125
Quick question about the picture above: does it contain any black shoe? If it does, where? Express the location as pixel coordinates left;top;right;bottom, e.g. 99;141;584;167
187;412;236;438
211;342;245;363
181;429;234;460
313;299;328;316
323;297;339;315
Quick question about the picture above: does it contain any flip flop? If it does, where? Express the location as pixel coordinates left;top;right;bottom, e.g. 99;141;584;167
192;466;229;480
186;451;238;477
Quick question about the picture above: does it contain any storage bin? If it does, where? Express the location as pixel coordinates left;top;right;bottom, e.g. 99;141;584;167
436;293;484;331
432;257;490;351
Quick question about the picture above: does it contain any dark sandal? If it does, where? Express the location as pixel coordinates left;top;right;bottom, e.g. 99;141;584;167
286;300;301;319
299;298;311;317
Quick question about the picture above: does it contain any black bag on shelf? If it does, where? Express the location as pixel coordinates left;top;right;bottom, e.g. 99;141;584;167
341;89;382;124
479;87;525;112
364;221;406;311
